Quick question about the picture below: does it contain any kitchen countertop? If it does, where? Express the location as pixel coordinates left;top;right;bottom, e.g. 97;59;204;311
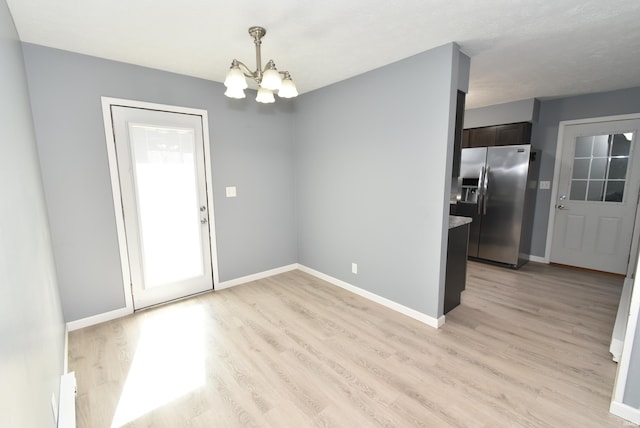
449;215;472;229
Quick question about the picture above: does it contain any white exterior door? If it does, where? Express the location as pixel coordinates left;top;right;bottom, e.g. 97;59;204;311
551;119;640;274
110;105;214;309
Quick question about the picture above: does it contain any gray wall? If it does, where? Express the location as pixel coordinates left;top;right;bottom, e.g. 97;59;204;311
529;87;640;257
22;44;297;322
295;43;468;319
0;2;65;427
464;98;540;129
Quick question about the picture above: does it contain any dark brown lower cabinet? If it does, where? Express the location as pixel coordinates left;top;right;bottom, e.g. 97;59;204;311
444;222;470;314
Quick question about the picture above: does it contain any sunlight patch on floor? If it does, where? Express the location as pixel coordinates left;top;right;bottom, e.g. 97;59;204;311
111;305;205;427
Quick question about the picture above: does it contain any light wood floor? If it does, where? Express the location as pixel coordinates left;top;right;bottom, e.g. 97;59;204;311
69;262;633;427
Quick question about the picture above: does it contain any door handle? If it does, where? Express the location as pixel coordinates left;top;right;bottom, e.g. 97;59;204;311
483;166;490;215
557;204;566;210
478;166;485;215
200;218;208;224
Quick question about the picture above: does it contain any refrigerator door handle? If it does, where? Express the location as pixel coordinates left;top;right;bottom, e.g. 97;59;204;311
483;166;490;215
478;166;486;215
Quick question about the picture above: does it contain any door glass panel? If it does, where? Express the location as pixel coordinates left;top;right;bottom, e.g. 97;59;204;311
612;134;631;156
609;158;628;179
570;180;587;200
129;124;204;288
587;180;604;201
569;131;634;202
590;158;607;180
592;135;609;157
605;181;625;202
572;159;590;179
574;137;592;157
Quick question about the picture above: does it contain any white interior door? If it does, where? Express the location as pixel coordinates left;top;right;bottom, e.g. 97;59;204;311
551;119;640;274
111;105;213;309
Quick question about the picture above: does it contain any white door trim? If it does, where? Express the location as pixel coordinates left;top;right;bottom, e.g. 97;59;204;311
101;97;220;313
610;255;640;424
544;113;640;267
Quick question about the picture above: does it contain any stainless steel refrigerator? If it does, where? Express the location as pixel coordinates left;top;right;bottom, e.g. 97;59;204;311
455;144;538;268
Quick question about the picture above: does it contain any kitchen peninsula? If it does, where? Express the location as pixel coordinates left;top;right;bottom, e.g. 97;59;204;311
445;215;472;313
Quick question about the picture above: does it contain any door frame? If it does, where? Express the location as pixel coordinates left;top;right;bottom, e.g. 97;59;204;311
101;97;220;312
544;113;640;277
610;251;640;424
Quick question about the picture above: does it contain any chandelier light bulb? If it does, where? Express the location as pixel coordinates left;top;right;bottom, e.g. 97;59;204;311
261;61;283;91
278;76;298;98
224;63;248;90
224;86;246;99
256;87;275;103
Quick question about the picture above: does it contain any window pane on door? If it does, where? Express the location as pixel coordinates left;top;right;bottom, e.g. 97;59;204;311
606;181;625;202
609;158;628;179
572;159;590;179
592;135;609;157
590;158;607;180
570;180;587;200
574;137;592;157
587;180;604;201
569;132;634;202
612;135;631;156
129;124;204;288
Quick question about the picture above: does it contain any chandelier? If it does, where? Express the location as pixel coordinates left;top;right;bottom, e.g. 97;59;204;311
224;26;298;103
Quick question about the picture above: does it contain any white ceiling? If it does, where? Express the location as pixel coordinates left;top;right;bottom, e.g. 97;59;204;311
7;0;640;109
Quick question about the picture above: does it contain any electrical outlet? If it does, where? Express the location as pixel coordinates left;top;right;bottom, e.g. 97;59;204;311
352;263;358;274
225;186;237;197
51;392;58;423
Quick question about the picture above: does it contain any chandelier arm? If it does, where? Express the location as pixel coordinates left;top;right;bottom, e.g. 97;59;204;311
261;60;276;74
234;60;259;81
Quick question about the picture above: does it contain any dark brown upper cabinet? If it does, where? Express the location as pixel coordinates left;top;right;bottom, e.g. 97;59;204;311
462;122;532;148
469;126;497;147
451;90;466;181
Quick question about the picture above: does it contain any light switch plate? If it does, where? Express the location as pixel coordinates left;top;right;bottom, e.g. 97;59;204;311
226;186;237;197
539;181;551;190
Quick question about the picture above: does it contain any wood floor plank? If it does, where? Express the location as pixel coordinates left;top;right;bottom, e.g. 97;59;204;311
69;261;633;427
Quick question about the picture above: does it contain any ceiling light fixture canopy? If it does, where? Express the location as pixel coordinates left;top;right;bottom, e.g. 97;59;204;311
224;26;298;103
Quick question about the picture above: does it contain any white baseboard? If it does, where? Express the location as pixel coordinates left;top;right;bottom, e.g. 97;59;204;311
216;264;299;290
65;263;444;332
528;255;547;263
65;264;299;330
66;307;132;331
610;277;634;362
610;338;623;363
297;264;444;329
610;401;640;425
